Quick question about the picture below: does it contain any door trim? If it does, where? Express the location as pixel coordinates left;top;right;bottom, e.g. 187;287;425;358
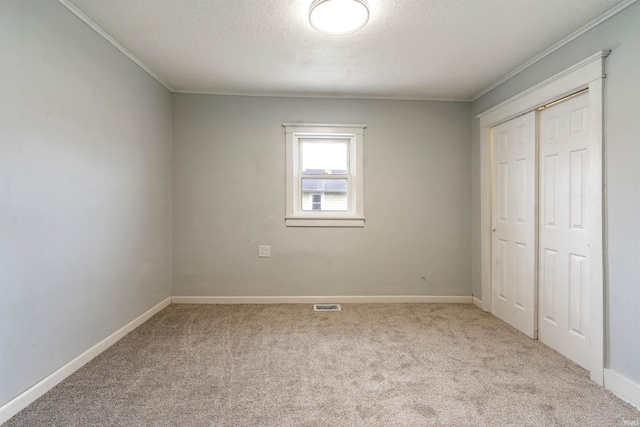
477;50;609;385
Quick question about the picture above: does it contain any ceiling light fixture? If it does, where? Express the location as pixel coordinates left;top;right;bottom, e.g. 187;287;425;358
309;0;370;36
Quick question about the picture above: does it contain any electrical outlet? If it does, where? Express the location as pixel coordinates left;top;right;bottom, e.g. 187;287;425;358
258;245;271;258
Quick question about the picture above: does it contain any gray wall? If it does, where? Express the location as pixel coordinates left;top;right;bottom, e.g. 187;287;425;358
172;95;471;297
0;0;172;406
470;2;640;385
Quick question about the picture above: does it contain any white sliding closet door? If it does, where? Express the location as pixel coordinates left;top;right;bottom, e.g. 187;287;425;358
538;92;590;369
491;111;537;338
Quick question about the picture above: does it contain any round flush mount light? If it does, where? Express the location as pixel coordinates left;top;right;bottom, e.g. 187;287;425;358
309;0;370;35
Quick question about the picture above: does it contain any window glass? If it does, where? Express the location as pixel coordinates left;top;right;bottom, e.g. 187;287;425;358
301;179;348;211
300;139;348;174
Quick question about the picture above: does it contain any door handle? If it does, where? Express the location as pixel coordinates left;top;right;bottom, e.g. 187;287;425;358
493;228;496;232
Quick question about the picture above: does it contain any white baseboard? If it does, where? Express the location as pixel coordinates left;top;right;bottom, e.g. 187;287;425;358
0;294;472;422
0;297;171;425
604;369;640;410
171;295;473;304
472;297;482;309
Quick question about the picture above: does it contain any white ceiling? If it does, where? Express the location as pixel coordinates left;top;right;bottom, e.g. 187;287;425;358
64;0;629;101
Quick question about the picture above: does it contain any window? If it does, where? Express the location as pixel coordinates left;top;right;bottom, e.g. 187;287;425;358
284;123;365;227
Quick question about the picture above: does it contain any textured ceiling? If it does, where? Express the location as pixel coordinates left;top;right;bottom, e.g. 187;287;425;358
66;0;628;100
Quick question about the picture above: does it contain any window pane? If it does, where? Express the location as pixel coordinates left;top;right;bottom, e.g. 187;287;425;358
301;140;348;174
301;179;348;211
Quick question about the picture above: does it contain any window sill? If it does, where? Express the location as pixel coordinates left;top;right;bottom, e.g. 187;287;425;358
285;217;365;227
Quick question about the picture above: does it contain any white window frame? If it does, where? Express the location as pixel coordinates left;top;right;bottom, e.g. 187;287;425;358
283;123;365;227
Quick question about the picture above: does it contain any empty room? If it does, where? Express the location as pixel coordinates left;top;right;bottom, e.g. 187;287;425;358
1;0;640;425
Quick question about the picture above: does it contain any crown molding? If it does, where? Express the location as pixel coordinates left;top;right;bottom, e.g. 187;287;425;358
57;0;636;102
471;0;637;102
172;89;470;102
57;0;174;92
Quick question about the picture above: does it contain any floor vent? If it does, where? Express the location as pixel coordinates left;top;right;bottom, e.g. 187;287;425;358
313;304;342;312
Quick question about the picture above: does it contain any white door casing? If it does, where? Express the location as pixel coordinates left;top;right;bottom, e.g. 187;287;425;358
538;92;590;369
491;111;537;338
477;51;607;385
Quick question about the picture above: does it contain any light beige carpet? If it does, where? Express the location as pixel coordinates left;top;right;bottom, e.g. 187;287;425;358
4;304;639;426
